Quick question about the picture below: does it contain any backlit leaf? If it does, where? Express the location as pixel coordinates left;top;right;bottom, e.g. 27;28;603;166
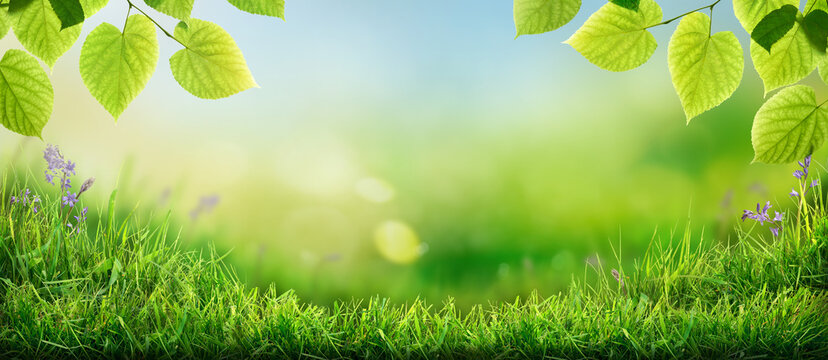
564;0;661;71
80;0;109;17
752;85;828;164
750;21;817;94
802;10;828;52
668;12;743;122
751;5;797;52
80;15;159;119
0;7;10;40
609;0;639;11
227;0;285;20
169;18;258;99
733;0;797;32
513;0;580;37
144;0;192;21
0;49;54;137
10;0;82;67
47;0;84;29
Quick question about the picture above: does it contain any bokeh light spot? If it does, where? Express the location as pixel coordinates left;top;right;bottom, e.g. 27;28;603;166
374;220;422;264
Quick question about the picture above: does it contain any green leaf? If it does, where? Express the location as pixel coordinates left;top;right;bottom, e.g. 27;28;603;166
802;10;828;52
751;5;797;52
0;49;54;137
10;0;82;67
563;0;661;72
751;85;828;164
80;0;109;17
80;15;159;119
144;0;192;21
169;18;258;99
609;0;639;11
805;0;828;13
750;21;817;94
228;0;285;20
820;58;828;84
47;0;84;29
668;12;743;122
0;8;10;40
8;0;34;14
513;0;580;37
733;0;797;32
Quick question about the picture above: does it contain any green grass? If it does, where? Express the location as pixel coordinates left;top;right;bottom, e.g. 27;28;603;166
0;174;827;359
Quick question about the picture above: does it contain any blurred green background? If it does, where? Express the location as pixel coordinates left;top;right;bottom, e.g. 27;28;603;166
2;1;828;308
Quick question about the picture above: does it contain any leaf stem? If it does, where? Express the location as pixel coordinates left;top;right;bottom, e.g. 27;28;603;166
125;0;188;49
646;0;722;29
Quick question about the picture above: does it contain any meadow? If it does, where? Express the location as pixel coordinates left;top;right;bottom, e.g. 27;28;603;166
0;145;826;358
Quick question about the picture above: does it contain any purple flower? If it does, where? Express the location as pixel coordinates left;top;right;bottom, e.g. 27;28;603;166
43;145;79;191
790;188;800;197
63;160;76;175
73;207;88;223
794;155;812;180
61;178;71;191
62;192;78;207
77;177;95;197
773;211;784;222
43;145;63;170
810;179;819;188
190;194;221;220
742;201;784;238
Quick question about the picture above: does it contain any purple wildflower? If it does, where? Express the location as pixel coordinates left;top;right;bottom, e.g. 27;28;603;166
742;202;783;238
43;144;78;191
794;155;812;180
43;145;63;170
62;192;78;207
73;206;88;223
190;194;221;221
811;179;819;188
64;160;76;175
77;177;95;197
790;188;799;197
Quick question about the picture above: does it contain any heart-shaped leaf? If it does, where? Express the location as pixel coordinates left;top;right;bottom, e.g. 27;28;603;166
80;15;159;119
513;0;581;37
48;0;84;29
668;12;744;122
0;49;54;137
169;18;258;99
752;85;828;164
10;0;82;67
751;4;798;52
564;0;661;72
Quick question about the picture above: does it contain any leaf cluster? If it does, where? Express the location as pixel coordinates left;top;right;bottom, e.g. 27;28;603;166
0;0;285;137
514;0;828;164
